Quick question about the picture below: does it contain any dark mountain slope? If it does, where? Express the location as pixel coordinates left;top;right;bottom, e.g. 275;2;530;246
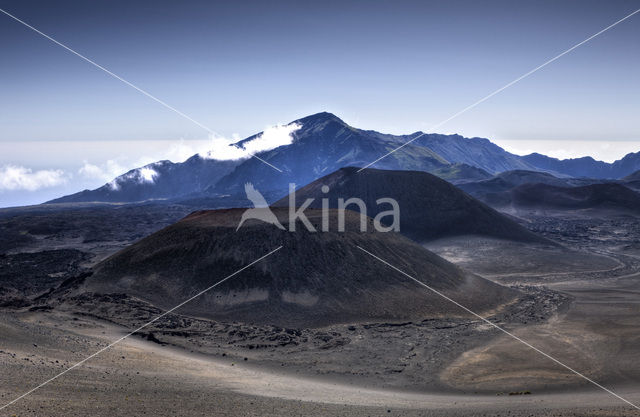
457;170;605;200
272;167;550;244
49;156;240;203
412;135;536;174
623;170;640;191
489;183;640;211
623;170;640;182
83;208;517;328
430;163;492;183
458;170;568;197
611;152;640;178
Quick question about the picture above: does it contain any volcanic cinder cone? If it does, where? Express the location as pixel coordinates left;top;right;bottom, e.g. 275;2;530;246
84;208;517;327
273;167;551;244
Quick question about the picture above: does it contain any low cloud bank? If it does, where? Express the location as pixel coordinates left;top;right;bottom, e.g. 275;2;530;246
0;165;68;191
1;123;300;195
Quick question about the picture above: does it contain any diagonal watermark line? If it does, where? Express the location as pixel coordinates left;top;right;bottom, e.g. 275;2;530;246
357;7;640;172
0;245;283;412
0;8;283;173
356;245;640;411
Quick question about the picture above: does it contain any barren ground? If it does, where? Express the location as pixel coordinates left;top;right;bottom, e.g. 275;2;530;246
1;206;640;416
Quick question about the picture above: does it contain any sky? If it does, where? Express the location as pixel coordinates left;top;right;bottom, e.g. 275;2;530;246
1;0;639;207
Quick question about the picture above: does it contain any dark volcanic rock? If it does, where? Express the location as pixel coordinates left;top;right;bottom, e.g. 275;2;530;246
0;249;90;307
0;249;90;296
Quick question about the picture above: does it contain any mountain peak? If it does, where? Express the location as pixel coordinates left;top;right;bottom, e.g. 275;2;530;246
294;111;346;126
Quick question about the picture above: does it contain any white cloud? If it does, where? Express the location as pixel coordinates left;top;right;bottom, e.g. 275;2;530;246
204;123;301;161
164;138;211;162
79;158;164;190
79;159;127;182
106;166;159;190
135;167;158;183
0;165;68;191
75;123;301;187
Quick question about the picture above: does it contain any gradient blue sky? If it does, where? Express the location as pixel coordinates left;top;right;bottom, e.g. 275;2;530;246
1;0;639;206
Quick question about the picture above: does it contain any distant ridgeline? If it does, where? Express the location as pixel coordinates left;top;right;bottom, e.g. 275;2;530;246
49;112;640;204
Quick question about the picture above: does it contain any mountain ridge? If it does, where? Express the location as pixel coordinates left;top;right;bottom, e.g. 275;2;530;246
522;152;640;179
48;112;640;204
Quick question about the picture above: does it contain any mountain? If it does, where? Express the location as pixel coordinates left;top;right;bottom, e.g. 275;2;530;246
214;113;544;195
522;152;640;179
82;208;517;327
613;152;640;178
623;170;640;182
623;170;640;192
272;167;550;244
49;156;240;203
48;112;640;204
211;112;450;196
411;134;536;174
51;112;457;204
457;170;604;201
429;163;492;183
485;182;640;212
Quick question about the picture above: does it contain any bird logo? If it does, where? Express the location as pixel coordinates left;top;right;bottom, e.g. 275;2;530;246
236;183;286;231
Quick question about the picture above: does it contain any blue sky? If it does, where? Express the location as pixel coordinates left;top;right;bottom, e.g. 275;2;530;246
1;0;639;206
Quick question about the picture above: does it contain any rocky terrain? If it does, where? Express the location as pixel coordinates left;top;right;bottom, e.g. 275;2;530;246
1;191;640;415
